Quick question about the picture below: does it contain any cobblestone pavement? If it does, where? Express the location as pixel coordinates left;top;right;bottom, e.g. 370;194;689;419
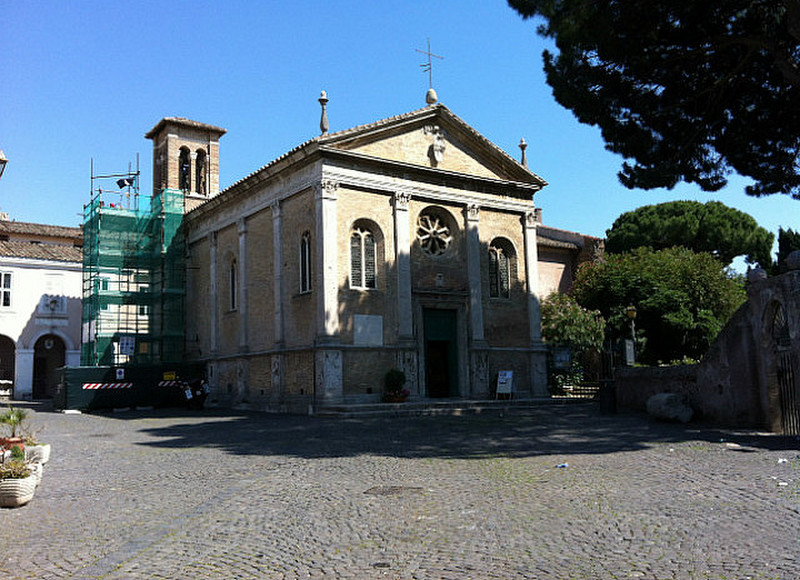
1;403;798;579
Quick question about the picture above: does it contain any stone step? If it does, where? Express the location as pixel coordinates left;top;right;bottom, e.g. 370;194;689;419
312;397;593;418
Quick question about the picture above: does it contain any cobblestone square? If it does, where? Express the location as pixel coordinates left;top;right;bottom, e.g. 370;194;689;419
1;404;798;579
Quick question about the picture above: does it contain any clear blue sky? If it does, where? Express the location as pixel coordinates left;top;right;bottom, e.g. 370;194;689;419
2;1;797;264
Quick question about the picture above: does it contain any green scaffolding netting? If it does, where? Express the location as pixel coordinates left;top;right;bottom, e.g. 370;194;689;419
81;189;186;366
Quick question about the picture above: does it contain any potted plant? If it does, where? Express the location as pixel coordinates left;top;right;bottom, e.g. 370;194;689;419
23;426;50;465
383;368;410;403
0;452;37;507
0;405;28;451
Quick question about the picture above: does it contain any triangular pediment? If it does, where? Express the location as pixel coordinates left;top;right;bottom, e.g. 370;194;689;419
318;104;545;186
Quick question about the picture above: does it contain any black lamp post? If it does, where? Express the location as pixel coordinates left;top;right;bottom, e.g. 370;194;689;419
625;305;637;359
0;150;7;180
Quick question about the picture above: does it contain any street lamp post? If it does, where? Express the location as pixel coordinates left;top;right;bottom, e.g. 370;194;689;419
625;305;637;364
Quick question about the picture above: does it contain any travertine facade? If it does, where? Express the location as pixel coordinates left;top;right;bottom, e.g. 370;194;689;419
159;103;597;411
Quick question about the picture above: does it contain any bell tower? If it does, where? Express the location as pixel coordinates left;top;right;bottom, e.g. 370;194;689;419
145;118;226;212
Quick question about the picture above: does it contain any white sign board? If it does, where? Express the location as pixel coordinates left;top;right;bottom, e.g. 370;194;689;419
119;335;136;356
624;339;635;366
353;315;383;346
496;370;514;395
115;368;125;380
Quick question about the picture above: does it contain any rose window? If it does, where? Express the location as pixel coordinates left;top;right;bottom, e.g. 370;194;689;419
417;212;452;256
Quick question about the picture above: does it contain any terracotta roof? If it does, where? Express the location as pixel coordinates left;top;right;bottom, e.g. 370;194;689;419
0;240;83;262
537;235;580;250
221;103;546;195
0;220;82;241
146;117;227;139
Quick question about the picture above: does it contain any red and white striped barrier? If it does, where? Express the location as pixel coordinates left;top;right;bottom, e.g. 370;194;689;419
82;383;133;390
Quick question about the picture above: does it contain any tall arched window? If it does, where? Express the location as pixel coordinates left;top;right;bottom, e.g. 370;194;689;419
299;232;312;293
489;238;516;299
179;147;191;191
350;226;376;289
195;149;207;195
229;258;237;310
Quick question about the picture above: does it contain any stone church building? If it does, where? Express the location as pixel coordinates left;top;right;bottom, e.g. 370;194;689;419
146;96;599;412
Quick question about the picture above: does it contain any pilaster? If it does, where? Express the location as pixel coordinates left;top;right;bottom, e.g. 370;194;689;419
393;191;414;340
314;179;340;341
237;218;248;352
523;211;548;396
209;231;219;356
314;179;342;403
465;203;486;343
271;201;284;347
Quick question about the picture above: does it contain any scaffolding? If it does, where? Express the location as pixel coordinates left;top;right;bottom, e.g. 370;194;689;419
81;158;187;366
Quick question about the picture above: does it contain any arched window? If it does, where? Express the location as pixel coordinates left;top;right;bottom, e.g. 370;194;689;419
299;232;312;293
489;238;516;298
179;147;191;191
195;149;207;195
351;226;376;289
229;258;237;310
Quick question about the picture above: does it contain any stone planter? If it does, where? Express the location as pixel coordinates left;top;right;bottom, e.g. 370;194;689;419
25;444;50;465
27;462;43;486
0;474;37;507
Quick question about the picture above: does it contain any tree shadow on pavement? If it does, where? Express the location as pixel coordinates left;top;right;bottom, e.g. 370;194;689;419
129;406;799;460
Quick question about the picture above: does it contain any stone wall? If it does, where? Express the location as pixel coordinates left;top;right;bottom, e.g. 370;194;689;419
616;270;800;430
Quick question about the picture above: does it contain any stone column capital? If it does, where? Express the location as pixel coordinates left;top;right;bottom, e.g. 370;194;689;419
393;191;411;211
314;179;339;200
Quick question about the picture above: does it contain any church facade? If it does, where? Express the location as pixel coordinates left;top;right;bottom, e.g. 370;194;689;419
148;100;599;411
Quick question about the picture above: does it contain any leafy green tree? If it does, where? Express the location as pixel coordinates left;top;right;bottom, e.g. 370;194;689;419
775;227;800;272
541;292;605;350
606;201;774;267
508;0;800;199
541;293;605;392
572;247;746;364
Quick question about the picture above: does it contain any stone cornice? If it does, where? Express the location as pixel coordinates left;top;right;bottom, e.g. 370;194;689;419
319;146;542;199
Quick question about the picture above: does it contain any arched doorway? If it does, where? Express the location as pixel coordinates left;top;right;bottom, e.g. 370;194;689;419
33;334;65;399
0;335;15;397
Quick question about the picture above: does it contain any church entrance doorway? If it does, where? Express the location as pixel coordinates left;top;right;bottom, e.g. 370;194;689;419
33;334;65;399
423;308;458;398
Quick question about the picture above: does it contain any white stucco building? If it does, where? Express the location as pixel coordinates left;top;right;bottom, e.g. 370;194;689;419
0;218;83;399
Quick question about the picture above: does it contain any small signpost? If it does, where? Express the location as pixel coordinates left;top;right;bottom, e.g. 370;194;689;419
496;370;513;400
624;339;635;366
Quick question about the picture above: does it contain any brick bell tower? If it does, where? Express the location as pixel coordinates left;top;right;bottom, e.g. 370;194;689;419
145;118;226;212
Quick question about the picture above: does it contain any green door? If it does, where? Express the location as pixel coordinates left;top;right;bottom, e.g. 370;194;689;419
423;308;458;398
